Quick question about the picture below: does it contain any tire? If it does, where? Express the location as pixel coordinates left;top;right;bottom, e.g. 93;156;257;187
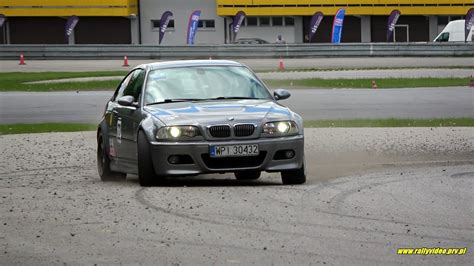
97;131;126;181
137;130;162;186
281;164;306;185
234;170;261;180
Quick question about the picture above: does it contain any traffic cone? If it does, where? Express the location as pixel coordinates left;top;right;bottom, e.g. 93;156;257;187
278;57;285;71
372;80;378;89
122;55;130;67
470;75;474;88
19;53;26;65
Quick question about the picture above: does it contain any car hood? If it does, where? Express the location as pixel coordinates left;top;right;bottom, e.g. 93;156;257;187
144;99;292;126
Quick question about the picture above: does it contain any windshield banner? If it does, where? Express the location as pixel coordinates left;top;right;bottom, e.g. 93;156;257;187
331;8;345;44
0;14;5;28
386;10;401;42
466;8;474;42
233;11;246;39
65;16;79;41
159;11;173;44
187;10;201;45
309;11;324;43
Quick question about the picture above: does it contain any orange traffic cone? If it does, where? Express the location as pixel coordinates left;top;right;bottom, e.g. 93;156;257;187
122;55;130;67
470;75;474;88
19;53;26;65
278;57;285;71
372;80;378;89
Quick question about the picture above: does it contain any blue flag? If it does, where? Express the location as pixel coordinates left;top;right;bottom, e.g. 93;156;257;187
187;10;201;45
386;10;401;42
309;12;324;43
65;16;79;41
331;9;345;44
466;8;474;42
232;11;246;39
0;14;5;28
159;11;173;44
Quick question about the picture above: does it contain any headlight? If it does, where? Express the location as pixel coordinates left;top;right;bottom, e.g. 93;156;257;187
262;121;298;137
156;126;201;140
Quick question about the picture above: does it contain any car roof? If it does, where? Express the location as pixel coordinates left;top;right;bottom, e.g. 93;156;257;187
137;60;244;71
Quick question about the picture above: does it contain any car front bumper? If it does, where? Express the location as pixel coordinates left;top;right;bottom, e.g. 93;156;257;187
149;135;304;176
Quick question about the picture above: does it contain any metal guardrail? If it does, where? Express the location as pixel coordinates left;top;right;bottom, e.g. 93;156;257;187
0;43;473;59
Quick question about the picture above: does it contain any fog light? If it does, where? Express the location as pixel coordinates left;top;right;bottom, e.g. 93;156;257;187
168;155;180;164
285;150;295;159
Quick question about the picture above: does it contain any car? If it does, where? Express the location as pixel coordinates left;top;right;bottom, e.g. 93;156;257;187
97;60;305;186
233;38;269;44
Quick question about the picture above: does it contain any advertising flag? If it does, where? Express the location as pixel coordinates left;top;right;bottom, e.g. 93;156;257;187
187;10;201;45
309;11;324;43
232;11;246;39
65;16;79;40
465;8;474;42
0;14;5;28
386;10;401;42
159;11;173;44
331;9;345;44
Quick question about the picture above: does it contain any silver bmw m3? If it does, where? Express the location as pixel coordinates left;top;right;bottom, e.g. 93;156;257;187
97;60;305;186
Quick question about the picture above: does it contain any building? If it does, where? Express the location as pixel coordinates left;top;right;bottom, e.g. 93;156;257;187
0;0;139;44
0;0;472;45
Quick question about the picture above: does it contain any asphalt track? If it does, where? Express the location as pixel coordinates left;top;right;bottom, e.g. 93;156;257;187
1;129;472;265
1;87;472;124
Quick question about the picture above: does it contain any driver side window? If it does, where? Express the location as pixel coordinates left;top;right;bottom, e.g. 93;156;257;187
436;32;449;42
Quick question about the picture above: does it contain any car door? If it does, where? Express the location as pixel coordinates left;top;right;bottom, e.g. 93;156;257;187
108;71;134;161
114;68;146;163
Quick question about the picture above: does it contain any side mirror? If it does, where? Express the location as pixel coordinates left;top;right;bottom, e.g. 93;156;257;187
274;89;291;101
117;95;137;107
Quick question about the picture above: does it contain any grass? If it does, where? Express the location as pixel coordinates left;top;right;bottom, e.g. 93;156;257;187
258;65;474;73
0;71;470;91
304;118;474;128
1;118;472;135
264;77;470;89
0;123;97;135
0;71;126;92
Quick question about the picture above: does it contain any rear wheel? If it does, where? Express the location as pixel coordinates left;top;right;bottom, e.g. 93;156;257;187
281;164;306;185
234;170;261;180
97;131;126;181
137;130;163;186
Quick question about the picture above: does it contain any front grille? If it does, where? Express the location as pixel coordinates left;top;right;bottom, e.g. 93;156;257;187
234;124;255;137
201;152;267;169
209;125;231;138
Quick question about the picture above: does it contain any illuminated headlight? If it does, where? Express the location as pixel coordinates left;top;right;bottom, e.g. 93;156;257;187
262;121;298;137
156;126;201;139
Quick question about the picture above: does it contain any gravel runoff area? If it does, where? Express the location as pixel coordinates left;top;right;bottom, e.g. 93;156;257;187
1;57;474;72
1;128;473;265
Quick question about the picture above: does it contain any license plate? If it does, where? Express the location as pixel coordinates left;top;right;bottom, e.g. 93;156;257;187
210;144;259;158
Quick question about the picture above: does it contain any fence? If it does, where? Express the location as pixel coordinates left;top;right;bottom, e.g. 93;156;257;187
0;43;473;59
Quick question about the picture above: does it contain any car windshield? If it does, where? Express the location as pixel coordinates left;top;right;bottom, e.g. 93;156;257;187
144;66;272;104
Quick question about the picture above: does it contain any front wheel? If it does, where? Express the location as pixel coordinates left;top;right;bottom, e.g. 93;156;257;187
97;131;126;181
137;130;163;186
281;164;306;185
